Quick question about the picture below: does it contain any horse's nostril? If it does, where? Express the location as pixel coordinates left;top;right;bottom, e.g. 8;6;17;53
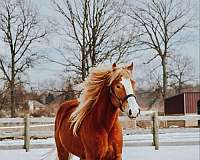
129;109;132;115
139;109;141;115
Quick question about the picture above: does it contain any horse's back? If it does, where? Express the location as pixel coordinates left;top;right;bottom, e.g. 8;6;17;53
60;99;79;109
55;99;79;130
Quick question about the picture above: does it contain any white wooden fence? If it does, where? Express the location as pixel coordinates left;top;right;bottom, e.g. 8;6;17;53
0;113;200;151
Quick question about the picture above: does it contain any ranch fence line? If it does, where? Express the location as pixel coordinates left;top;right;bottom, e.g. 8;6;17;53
0;113;200;152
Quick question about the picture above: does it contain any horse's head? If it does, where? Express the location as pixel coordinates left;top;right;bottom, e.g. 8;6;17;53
109;63;140;118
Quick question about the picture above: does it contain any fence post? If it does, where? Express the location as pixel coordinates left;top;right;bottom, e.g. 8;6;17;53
24;113;30;152
152;111;159;150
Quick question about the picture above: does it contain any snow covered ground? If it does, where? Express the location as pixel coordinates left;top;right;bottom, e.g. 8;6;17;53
0;132;199;146
0;145;199;160
0;132;199;160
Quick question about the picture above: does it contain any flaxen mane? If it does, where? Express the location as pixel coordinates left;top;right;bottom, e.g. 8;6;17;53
70;65;132;135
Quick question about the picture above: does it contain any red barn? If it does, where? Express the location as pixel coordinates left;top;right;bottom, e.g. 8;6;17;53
164;92;200;115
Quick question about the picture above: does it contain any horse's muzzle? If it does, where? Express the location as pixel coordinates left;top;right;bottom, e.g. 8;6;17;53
128;108;140;119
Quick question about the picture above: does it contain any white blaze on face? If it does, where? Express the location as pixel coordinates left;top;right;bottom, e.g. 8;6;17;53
121;77;140;118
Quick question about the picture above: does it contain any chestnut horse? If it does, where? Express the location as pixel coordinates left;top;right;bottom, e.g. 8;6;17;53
55;63;140;160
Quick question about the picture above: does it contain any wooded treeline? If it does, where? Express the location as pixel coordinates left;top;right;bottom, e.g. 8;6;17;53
0;0;198;117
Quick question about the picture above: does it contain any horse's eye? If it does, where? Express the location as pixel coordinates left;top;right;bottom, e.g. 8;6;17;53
116;85;121;89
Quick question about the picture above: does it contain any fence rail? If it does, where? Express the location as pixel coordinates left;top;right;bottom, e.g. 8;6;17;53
0;113;200;151
1;115;200;125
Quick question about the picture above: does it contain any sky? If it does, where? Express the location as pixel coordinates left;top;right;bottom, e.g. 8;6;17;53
2;0;199;90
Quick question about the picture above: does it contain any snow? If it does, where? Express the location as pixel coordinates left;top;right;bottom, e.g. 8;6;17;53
124;132;199;142
0;146;199;160
0;132;199;146
0;132;199;160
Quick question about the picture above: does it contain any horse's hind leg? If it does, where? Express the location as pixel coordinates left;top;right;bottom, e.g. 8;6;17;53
55;135;70;160
56;145;70;160
57;148;70;160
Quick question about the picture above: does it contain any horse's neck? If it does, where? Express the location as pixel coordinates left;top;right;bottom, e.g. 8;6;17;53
91;86;119;132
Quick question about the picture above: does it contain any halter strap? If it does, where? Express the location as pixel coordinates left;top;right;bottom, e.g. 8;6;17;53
109;87;136;112
122;94;136;102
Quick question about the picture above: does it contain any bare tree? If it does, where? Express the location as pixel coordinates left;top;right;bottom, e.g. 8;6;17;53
127;0;192;99
168;54;195;94
51;0;138;81
0;0;47;117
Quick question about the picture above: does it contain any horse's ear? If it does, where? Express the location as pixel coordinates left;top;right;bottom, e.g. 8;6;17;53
127;62;133;71
112;63;117;71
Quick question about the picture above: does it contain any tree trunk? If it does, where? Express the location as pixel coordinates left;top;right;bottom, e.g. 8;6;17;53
10;82;16;117
81;48;86;81
178;78;182;94
161;57;167;100
10;52;16;117
91;27;97;67
81;0;87;81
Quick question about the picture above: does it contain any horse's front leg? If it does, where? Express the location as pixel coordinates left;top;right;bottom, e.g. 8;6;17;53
81;130;109;160
109;121;123;160
114;154;122;160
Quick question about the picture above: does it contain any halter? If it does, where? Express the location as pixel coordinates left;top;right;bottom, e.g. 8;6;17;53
109;86;137;112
